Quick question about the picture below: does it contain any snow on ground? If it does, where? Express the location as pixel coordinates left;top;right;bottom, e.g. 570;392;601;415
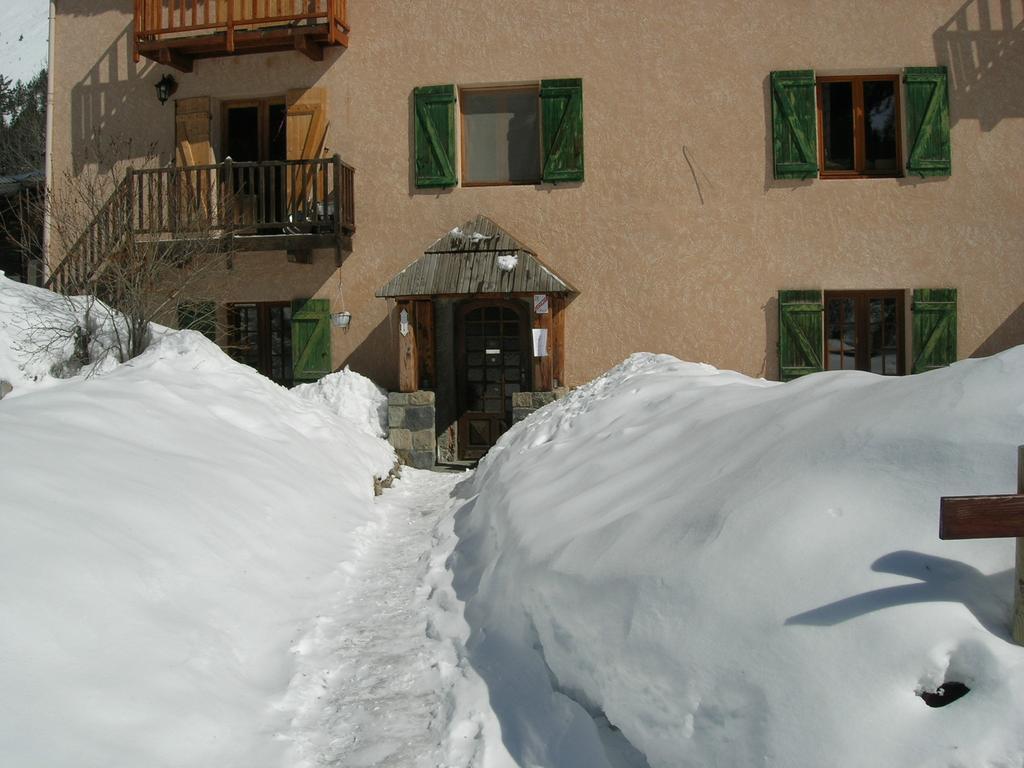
0;275;399;767
453;351;1024;768
292;367;389;439
280;469;511;768
7;268;1024;767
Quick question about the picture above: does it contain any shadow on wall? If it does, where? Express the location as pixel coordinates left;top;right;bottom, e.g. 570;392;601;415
972;301;1024;357
70;20;162;174
342;309;398;391
935;0;1024;129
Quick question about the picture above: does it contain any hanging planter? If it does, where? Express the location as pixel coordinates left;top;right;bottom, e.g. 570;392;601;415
331;311;352;329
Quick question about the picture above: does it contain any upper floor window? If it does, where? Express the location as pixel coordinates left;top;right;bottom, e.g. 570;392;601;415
413;79;583;189
460;86;541;186
770;67;950;181
817;75;901;178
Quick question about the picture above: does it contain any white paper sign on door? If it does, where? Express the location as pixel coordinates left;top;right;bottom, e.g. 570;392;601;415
532;328;548;357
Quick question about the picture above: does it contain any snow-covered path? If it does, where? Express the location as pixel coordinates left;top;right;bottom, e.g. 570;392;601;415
279;468;507;768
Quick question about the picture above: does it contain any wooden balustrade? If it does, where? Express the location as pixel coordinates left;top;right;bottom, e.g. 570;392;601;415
47;156;355;293
134;0;348;70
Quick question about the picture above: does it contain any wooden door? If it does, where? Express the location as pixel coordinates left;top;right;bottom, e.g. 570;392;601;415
457;300;532;460
286;87;328;224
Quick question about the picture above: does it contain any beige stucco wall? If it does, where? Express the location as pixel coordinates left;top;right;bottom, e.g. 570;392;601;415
52;0;1024;388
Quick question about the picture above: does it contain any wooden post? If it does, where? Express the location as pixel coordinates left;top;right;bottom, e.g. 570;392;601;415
331;154;344;265
551;295;566;389
1015;446;1024;644
133;0;143;62
414;300;435;389
533;294;553;391
397;300;418;393
939;444;1024;646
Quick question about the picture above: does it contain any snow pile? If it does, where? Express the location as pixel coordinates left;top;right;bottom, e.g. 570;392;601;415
0;278;396;767
496;253;518;272
0;273;133;392
453;352;1024;768
291;365;388;438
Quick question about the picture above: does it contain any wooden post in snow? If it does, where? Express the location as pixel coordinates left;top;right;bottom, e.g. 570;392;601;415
939;445;1024;645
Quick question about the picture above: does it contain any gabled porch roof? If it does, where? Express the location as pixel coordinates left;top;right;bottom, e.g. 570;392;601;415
376;215;575;299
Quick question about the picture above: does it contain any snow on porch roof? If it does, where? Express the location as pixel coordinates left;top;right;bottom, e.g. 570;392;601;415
375;215;575;299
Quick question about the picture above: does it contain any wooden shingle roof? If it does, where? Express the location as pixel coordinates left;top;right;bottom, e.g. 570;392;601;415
376;215;575;298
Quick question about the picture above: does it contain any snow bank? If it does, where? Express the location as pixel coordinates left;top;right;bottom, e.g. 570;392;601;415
291;366;388;438
0;273;146;393
453;352;1024;768
0;278;396;767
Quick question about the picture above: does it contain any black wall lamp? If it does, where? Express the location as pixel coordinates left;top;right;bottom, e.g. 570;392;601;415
155;74;178;105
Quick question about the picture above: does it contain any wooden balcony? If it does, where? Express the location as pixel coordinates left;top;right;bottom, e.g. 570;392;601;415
134;0;349;72
47;156;355;294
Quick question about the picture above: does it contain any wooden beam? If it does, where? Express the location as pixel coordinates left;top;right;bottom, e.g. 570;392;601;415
939;494;1024;539
293;33;324;62
1015;446;1024;644
397;301;418;393
233;232;336;251
550;295;565;389
533;295;553;392
286;248;313;264
157;46;194;73
414;300;435;389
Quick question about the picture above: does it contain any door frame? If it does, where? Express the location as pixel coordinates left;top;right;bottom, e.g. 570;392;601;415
454;298;533;460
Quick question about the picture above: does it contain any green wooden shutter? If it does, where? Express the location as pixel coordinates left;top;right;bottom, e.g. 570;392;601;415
413;85;456;188
291;298;332;383
771;71;819;180
177;300;216;341
912;288;957;373
779;289;823;381
540;78;584;183
904;67;951;178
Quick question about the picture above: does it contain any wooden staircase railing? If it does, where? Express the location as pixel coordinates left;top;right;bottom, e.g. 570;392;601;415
47;175;133;294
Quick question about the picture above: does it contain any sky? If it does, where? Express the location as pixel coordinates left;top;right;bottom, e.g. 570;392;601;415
0;0;48;84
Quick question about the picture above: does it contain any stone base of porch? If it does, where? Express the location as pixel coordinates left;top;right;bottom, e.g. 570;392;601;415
387;391;436;469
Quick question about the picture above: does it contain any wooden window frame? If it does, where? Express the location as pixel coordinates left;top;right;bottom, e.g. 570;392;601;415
459;84;542;188
227;301;293;386
816;74;903;180
824;289;906;375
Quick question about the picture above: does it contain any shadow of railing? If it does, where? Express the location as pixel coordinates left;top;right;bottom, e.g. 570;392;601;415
934;0;1024;129
70;22;162;174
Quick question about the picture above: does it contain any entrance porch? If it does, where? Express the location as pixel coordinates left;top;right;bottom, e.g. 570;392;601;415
377;215;574;466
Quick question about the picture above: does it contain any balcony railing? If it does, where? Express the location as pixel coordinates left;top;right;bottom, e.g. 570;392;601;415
134;0;349;71
47;155;355;294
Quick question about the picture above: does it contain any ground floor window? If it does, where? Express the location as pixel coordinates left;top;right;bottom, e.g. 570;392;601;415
779;288;952;382
824;290;905;375
228;302;292;386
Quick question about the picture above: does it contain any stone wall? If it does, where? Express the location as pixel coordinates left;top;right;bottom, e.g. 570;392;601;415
387;391;435;469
